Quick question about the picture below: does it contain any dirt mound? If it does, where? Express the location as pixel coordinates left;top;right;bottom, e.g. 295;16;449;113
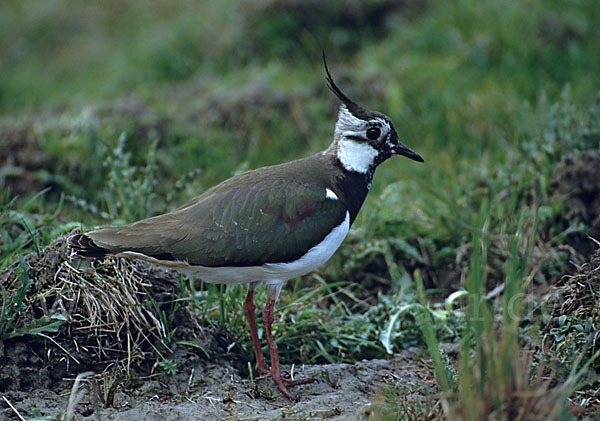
0;123;54;196
544;245;600;356
0;231;228;397
543;243;600;413
550;149;600;256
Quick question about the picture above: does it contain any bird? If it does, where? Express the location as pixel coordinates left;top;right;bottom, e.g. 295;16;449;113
68;55;424;401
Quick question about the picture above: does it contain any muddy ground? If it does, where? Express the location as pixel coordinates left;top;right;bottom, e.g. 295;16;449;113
2;348;439;420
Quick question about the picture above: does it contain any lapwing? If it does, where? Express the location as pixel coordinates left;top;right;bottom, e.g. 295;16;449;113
68;56;424;400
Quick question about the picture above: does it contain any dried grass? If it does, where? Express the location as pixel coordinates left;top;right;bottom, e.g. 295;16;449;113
2;229;185;374
547;245;600;321
54;256;173;371
541;243;600;413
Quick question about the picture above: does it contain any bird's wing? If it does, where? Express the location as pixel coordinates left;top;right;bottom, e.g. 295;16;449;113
83;176;348;267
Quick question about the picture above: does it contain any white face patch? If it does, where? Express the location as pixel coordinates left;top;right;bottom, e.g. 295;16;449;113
337;138;379;174
332;105;392;174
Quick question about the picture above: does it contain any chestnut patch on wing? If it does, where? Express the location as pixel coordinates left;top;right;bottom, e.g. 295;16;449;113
283;202;316;231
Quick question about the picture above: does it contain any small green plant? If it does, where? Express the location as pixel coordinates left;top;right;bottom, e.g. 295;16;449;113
102;132;159;223
373;379;440;421
146;275;208;375
153;358;178;376
0;256;31;340
146;283;181;353
548;314;596;356
27;409;65;421
0;256;66;352
0;190;77;265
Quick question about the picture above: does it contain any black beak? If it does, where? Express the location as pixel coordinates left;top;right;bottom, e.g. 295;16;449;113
393;142;424;162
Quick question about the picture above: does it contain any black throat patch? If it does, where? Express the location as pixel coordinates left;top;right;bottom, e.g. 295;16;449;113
332;164;371;225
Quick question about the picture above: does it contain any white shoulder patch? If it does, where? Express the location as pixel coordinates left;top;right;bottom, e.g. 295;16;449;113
325;188;338;200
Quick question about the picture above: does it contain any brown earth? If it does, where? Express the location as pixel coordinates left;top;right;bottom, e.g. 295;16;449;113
2;349;439;420
550;149;600;258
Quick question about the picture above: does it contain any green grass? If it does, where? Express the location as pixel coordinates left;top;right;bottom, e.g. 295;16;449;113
0;255;66;354
398;221;600;420
1;0;600;416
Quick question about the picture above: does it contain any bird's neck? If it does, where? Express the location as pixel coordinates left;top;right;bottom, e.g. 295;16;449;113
327;133;378;178
323;135;374;225
333;168;371;225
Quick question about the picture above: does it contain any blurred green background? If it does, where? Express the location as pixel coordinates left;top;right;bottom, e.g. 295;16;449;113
2;0;600;362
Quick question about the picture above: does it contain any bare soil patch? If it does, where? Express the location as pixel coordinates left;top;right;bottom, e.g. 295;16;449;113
2;350;438;420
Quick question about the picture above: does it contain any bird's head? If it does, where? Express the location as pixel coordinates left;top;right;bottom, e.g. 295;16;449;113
324;55;424;175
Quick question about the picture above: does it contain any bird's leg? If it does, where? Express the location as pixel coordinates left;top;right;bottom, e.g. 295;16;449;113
243;283;269;376
263;284;315;401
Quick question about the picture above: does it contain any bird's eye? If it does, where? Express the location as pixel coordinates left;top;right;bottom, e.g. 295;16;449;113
366;127;380;140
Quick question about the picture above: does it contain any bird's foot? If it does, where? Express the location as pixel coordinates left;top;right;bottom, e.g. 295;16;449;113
272;373;316;401
256;362;270;377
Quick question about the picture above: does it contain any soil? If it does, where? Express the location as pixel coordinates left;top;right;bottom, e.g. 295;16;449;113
550;149;600;257
0;123;55;196
1;349;438;420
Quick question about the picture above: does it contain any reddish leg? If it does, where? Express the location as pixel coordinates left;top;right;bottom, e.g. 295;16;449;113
263;290;315;401
243;286;269;376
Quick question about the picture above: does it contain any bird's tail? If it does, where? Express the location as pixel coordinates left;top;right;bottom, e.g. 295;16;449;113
68;233;113;258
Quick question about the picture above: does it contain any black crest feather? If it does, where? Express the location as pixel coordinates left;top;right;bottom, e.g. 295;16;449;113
322;52;373;121
323;51;357;107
